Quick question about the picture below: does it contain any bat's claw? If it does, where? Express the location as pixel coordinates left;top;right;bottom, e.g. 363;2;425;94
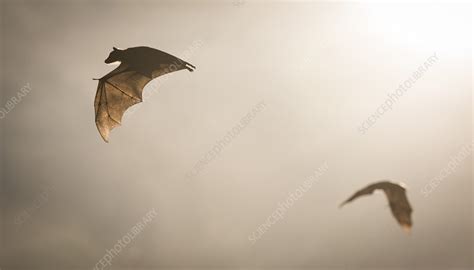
185;63;196;72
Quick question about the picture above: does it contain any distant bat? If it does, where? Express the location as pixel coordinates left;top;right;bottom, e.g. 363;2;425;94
340;181;413;232
94;46;195;142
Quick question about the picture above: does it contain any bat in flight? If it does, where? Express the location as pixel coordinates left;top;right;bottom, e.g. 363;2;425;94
94;46;195;142
340;181;413;232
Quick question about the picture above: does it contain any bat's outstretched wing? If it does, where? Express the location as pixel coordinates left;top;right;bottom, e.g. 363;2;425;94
94;62;191;142
340;181;413;232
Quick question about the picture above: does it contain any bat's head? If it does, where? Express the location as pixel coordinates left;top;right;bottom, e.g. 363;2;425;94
104;47;123;64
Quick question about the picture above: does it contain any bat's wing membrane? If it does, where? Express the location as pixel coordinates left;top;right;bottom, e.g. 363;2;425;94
94;63;186;142
339;182;380;207
383;184;413;231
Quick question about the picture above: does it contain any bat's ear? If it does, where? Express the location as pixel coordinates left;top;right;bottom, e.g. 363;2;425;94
113;47;119;51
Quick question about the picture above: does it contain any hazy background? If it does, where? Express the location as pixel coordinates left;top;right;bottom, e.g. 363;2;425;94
0;1;472;269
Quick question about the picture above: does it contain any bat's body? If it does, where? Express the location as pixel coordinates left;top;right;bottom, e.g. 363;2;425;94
340;181;413;232
104;46;195;77
94;46;195;142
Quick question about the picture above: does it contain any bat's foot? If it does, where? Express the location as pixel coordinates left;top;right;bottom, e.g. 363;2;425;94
185;63;196;72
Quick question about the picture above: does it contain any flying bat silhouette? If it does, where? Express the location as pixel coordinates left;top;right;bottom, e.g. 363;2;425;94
340;181;413;232
94;46;195;142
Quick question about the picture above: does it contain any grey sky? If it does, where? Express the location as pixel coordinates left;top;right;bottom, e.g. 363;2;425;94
0;1;472;269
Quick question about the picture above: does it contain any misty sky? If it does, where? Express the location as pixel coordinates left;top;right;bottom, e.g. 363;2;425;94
0;1;472;269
